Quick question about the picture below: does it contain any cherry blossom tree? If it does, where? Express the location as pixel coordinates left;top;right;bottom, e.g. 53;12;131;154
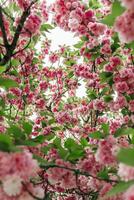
0;0;134;199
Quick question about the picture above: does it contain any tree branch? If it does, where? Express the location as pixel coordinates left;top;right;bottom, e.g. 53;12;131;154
41;164;118;184
0;6;9;48
0;0;37;66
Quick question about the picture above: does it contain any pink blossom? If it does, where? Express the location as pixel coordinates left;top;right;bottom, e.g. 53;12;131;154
68;18;80;31
25;14;42;35
100;44;112;54
95;137;116;165
16;0;30;10
77;154;101;175
84;9;94;20
129;100;134;112
115;10;134;43
88;22;106;36
115;81;129;93
93;99;106;111
99;182;123;200
47;159;76;189
118;163;134;181
0;124;6;133
42;126;51;135
121;0;134;9
3;174;22;197
110;56;121;67
49;53;59;63
105;64;115;72
39;81;48;90
124;185;134;200
36;98;45;109
0;151;38;180
41;0;48;21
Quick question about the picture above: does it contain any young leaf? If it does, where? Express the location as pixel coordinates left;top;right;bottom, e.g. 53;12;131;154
101;123;109;135
40;24;54;32
0;134;15;152
117;148;134;166
0;78;18;89
114;128;134;137
0;66;6;74
107;181;134;197
89;131;102;139
22;121;33;135
101;0;125;26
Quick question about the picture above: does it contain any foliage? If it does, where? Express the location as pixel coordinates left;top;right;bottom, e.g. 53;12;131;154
0;0;134;199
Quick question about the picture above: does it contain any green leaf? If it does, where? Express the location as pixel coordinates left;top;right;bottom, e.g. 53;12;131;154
64;60;76;66
125;42;134;50
67;71;74;78
0;66;6;74
74;41;84;48
22;135;46;146
22;122;33;135
107;181;134;197
64;138;80;149
0;78;18;89
0;134;12;144
7;125;25;140
11;59;20;67
87;90;97;100
67;150;84;161
89;131;102;139
40;24;54;32
48;118;56;125
100;87;109;96
64;138;85;161
100;72;113;86
104;95;113;103
53;137;68;159
89;0;101;9
44;133;55;141
53;137;62;148
117;148;134;166
101;0;125;26
98;168;109;180
33;154;48;165
121;108;130;116
0;134;15;152
51;126;62;131
81;36;89;41
0;97;5;108
41;144;53;154
111;33;120;52
100;72;113;82
114;128;134;137
32;135;46;143
101;123;109;135
80;138;90;147
22;140;39;146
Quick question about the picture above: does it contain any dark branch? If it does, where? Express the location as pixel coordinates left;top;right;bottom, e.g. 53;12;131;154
10;1;35;51
0;0;37;66
12;30;32;56
41;164;118;184
0;6;9;48
0;6;14;21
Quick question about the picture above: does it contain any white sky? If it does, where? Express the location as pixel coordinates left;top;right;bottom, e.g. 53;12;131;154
46;27;79;51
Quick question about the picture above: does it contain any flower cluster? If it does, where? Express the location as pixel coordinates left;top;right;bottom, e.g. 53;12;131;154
115;0;134;43
0;151;39;199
